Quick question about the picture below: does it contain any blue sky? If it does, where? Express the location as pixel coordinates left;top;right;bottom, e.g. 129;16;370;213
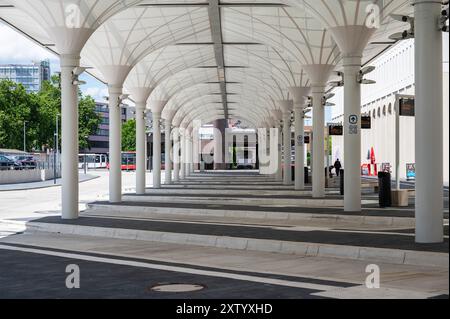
0;22;108;102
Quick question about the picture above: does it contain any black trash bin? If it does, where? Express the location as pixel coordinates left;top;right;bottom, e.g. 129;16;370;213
378;171;392;207
340;169;344;195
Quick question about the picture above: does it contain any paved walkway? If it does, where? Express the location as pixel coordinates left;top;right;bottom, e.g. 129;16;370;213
0;170;448;299
0;172;98;191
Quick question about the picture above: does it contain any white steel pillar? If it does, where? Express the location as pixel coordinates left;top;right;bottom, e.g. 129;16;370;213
258;127;266;175
151;101;167;188
135;103;146;195
294;107;305;190
303;65;334;198
276;125;283;182
152;112;162;188
329;26;374;212
180;128;186;179
129;87;152;195
60;54;80;219
185;132;191;177
173;127;180;182
343;57;362;210
271;110;283;181
164;119;172;184
414;0;444;243
164;111;175;185
108;86;123;203
280;101;293;185
289;87;310;191
311;87;326;198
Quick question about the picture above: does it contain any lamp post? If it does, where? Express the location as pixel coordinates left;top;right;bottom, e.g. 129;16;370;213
23;121;28;153
83;135;89;175
53;132;57;185
55;113;60;172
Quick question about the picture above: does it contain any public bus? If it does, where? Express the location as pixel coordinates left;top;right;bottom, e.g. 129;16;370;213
78;154;108;169
106;151;137;171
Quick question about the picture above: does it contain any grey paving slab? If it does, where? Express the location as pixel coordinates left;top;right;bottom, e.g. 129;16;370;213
1;242;357;289
0;247;328;299
90;200;434;219
28;216;449;253
0;174;98;191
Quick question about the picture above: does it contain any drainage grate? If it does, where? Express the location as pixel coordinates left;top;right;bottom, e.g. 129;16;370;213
149;283;206;293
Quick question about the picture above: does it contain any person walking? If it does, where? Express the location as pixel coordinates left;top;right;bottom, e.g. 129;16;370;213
334;159;342;177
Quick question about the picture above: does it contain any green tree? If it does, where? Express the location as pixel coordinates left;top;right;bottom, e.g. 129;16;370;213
122;119;136;151
79;95;100;150
38;75;101;151
0;76;101;152
0;80;40;151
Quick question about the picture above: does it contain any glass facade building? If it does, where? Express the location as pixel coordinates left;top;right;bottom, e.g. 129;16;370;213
0;60;51;93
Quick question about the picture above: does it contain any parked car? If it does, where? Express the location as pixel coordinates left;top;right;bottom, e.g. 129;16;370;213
0;155;22;171
10;155;37;169
237;158;256;170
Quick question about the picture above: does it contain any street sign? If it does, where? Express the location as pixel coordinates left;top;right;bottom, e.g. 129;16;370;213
349;115;358;124
329;125;343;136
399;98;415;116
406;163;416;180
361;115;371;129
348;114;358;135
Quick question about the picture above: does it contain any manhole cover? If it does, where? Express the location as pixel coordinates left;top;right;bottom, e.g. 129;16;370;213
150;284;206;293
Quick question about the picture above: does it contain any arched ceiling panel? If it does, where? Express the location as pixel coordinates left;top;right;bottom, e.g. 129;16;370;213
82;5;212;80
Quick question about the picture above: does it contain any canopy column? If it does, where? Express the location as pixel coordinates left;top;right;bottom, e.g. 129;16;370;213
151;101;166;189
330;26;375;211
128;88;153;195
135;102;147;195
289;87;311;191
185;129;192;177
258;127;267;175
271;110;283;182
108;85;123;203
279;101;294;185
213;121;224;170
60;54;81;219
413;0;444;243
180;125;187;179
164;111;176;185
173;127;180;182
101;65;133;203
303;65;334;198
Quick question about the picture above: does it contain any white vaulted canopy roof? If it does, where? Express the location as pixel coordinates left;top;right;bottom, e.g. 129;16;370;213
0;0;414;127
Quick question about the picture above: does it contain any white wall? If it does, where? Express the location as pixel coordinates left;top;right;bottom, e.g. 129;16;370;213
330;36;449;183
0;169;60;185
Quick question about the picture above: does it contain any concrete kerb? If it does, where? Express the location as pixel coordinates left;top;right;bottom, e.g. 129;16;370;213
123;194;351;207
19;221;449;268
85;202;417;228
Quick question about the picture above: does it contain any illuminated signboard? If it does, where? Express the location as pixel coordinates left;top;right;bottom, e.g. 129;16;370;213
361;115;371;129
399;98;415;116
329;125;343;136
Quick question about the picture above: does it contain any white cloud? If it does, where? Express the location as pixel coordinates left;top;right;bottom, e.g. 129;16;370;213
84;87;108;101
0;23;59;72
0;22;108;102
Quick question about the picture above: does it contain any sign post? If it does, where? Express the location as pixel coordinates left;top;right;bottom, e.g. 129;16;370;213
395;94;415;190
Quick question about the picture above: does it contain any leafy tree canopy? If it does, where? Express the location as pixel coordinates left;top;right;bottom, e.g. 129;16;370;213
0;76;101;152
122;119;136;152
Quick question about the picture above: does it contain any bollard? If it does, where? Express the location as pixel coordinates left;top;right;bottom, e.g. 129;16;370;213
340;169;344;195
304;167;309;184
378;171;392;207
